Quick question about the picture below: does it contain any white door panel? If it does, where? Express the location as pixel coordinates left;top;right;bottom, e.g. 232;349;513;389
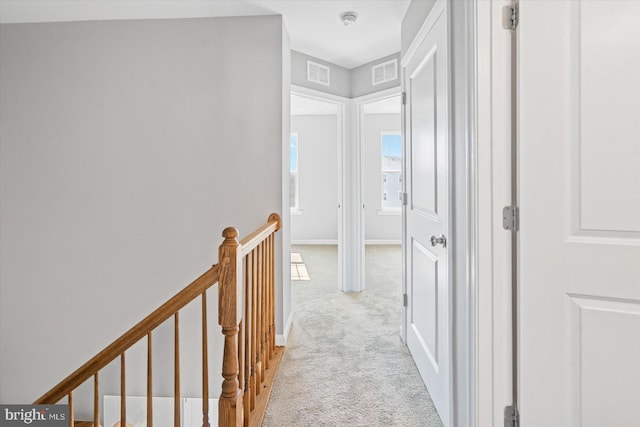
404;2;450;425
411;239;439;365
519;1;640;425
410;54;438;216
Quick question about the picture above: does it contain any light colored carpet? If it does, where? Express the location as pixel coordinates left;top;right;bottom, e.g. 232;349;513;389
263;245;443;427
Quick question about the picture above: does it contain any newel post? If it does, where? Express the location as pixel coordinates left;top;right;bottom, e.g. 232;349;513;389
218;227;243;427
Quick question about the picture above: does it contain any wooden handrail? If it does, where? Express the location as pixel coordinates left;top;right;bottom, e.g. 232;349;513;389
34;264;220;404
240;213;281;256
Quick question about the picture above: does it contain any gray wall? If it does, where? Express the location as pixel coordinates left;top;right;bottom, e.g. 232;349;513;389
290;115;339;242
363;114;402;242
401;0;438;58
291;50;401;98
351;53;401;98
291;50;350;98
0;15;288;408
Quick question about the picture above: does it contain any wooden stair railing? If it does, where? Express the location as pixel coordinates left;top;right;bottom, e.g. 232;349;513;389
34;213;283;427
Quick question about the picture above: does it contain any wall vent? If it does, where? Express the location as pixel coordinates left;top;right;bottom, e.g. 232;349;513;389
372;59;398;86
307;60;330;86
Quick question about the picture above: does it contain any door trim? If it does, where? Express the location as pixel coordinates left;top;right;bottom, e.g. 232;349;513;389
450;1;478;425
475;0;517;425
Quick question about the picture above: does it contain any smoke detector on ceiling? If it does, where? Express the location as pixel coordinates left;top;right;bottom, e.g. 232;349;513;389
339;11;358;26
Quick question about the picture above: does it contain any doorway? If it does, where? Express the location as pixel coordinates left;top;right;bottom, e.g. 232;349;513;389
356;92;404;344
360;93;403;278
289;87;346;291
351;88;403;293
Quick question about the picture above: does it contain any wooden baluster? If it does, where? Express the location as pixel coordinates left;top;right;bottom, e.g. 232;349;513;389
255;242;263;389
147;333;153;427
121;353;126;427
94;373;100;427
174;312;180;427
202;292;210;427
261;241;268;373
251;249;258;405
243;255;252;426
267;234;273;360
258;242;263;377
218;227;243;427
264;238;270;365
267;239;271;368
267;214;281;356
264;238;270;364
68;392;73;427
270;233;276;355
237;318;243;411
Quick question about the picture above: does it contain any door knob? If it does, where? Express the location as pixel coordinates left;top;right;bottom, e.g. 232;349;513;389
430;234;447;248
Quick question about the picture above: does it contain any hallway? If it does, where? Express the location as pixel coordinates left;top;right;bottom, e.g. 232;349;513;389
263;245;442;426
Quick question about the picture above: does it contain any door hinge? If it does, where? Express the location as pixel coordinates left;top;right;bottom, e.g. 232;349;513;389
403;293;408;307
502;206;519;231
502;3;519;31
402;192;408;206
504;405;519;427
402;92;407;105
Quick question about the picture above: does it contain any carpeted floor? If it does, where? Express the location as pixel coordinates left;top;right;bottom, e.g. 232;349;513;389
262;245;443;427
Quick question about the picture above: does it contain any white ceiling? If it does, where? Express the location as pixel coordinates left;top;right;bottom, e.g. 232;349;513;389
0;0;410;69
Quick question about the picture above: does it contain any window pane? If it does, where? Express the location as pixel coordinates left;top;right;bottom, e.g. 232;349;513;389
383;172;402;209
382;133;402;209
382;134;402;172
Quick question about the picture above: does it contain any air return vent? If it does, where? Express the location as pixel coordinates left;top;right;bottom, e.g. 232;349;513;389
307;60;330;86
372;59;398;85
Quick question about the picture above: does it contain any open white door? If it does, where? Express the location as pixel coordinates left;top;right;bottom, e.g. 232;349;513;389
403;1;451;425
519;1;640;425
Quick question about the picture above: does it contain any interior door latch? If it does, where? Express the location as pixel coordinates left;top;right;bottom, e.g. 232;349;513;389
430;234;447;248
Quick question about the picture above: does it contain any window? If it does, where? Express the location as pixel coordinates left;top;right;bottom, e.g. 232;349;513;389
290;133;299;211
381;132;402;211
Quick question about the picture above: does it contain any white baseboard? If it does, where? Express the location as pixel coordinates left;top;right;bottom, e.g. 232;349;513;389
291;239;338;245
276;312;293;346
365;240;401;245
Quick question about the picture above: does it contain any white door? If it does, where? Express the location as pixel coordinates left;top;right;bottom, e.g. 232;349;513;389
519;1;640;425
403;2;451;425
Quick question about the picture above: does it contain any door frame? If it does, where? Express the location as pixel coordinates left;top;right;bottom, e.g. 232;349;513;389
475;0;517;425
290;85;348;291
401;0;479;424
